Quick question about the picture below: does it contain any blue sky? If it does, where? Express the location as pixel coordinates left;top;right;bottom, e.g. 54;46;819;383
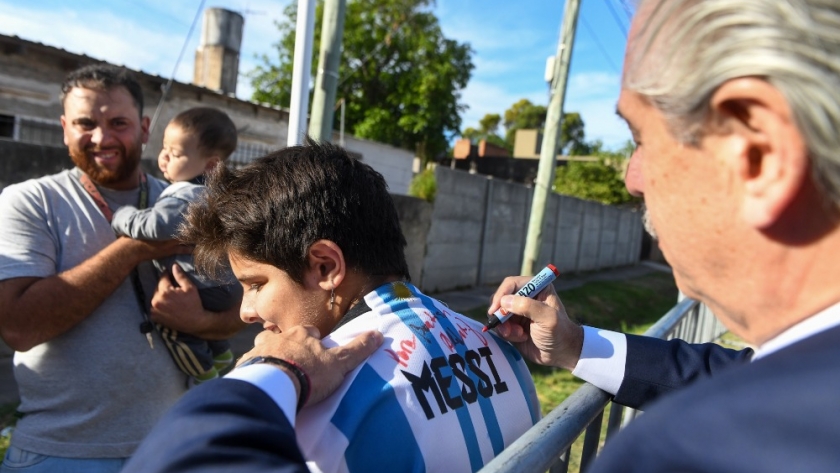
0;0;632;149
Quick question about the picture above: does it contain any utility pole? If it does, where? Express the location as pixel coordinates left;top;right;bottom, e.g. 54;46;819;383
520;0;581;276
309;0;347;142
288;0;316;146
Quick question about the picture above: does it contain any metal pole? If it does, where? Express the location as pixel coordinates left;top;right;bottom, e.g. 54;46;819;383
309;0;347;142
288;0;317;146
520;0;581;276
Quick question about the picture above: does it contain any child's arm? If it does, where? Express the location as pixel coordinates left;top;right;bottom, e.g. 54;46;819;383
112;195;190;240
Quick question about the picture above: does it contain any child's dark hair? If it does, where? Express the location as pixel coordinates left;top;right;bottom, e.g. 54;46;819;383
170;107;238;160
183;137;410;284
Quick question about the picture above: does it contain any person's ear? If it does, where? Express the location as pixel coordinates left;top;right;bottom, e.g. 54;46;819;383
710;78;810;229
305;240;346;291
60;115;69;146
140;116;150;145
204;156;221;171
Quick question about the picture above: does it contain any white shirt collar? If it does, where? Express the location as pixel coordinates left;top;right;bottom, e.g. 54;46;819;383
752;301;840;361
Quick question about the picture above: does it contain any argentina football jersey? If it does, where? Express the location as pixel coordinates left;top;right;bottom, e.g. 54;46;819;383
296;281;540;473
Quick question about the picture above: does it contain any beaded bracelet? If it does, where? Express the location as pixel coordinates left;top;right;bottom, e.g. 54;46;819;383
238;356;312;413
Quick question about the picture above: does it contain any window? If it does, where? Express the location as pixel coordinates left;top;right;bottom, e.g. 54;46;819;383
0;114;14;139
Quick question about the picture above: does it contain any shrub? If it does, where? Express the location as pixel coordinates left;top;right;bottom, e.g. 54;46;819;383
409;168;437;203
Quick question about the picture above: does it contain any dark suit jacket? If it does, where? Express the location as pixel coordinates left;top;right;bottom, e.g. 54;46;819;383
590;324;840;472
614;333;753;409
122;378;308;473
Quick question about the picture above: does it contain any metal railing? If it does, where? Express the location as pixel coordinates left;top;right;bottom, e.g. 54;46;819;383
479;297;727;473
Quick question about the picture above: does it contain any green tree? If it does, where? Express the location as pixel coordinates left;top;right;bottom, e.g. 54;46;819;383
503;99;546;148
562;112;589;155
553;140;638;205
479;113;501;135
250;0;474;163
461;112;507;151
501;99;588;155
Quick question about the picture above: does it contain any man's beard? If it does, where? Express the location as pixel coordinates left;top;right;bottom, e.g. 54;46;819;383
69;140;142;187
641;204;658;240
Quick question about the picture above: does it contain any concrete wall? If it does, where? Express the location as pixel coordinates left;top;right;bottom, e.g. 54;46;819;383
0;140;71;191
421;167;644;292
340;135;414;195
478;179;531;285
391;194;432;283
420;168;488;292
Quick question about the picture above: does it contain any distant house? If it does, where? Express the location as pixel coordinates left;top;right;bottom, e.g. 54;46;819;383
0;10;414;194
447;129;596;185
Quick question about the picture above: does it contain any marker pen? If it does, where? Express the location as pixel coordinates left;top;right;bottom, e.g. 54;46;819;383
483;263;560;332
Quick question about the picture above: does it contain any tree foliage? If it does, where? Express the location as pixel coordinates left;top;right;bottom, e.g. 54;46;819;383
462;112;507;151
461;99;588;156
503;99;547;147
554;140;638;205
250;0;474;162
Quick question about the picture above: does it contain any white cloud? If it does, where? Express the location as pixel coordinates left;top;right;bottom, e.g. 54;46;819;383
568;96;630;149
568;72;621;99
566;71;629;149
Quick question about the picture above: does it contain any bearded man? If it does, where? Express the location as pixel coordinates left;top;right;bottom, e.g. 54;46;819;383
0;64;242;473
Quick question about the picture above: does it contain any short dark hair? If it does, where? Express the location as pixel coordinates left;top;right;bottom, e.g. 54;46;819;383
183;138;410;284
60;64;144;116
170;107;238;160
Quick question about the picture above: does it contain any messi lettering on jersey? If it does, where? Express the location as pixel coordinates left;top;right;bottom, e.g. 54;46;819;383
388;303;512;420
402;346;509;419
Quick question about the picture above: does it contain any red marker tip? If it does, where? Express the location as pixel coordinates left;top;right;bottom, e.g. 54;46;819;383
481;326;488;332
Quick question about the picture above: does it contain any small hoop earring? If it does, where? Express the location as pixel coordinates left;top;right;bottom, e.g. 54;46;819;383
329;288;335;310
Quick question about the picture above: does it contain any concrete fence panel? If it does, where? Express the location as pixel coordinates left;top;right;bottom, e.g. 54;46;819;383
554;196;584;273
614;210;633;266
392;194;433;284
421;167;489;292
577;201;603;271
535;192;560;273
598;206;619;268
479;179;532;284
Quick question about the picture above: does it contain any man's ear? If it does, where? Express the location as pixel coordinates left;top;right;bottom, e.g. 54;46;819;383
305;240;346;291
60;115;69;146
710;78;809;229
140;116;151;145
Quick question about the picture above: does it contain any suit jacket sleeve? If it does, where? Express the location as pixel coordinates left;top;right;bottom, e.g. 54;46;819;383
613;334;753;409
122;378;308;473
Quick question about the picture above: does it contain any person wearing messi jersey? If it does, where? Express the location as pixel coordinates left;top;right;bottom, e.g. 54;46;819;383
178;138;540;473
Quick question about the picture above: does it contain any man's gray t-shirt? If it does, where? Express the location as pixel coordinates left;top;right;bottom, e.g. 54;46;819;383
0;168;188;458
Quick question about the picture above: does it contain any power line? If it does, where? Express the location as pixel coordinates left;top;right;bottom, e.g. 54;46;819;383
579;16;621;74
605;0;628;39
113;0;193;30
618;0;635;21
147;0;207;140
